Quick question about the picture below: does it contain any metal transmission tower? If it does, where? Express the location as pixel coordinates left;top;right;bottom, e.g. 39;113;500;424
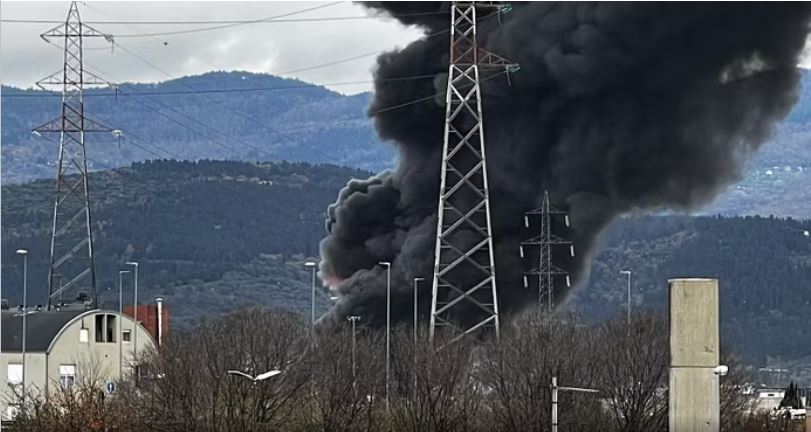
430;1;517;342
33;2;115;309
520;191;575;314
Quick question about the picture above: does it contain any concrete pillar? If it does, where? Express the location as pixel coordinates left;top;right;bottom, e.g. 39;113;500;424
668;278;720;432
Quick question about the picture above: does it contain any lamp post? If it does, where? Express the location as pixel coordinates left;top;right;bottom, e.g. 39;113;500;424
347;315;361;395
620;270;632;325
551;376;600;432
118;270;129;381
227;368;283;431
379;261;391;411
708;365;729;432
413;277;424;401
125;262;139;363
305;261;317;342
16;249;28;411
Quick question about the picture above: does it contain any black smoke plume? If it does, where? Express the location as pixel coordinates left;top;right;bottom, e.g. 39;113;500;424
319;2;811;326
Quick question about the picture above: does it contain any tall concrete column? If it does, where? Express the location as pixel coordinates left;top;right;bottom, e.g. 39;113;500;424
668;278;720;432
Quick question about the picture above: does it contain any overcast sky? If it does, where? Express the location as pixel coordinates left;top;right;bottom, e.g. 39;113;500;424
0;1;426;94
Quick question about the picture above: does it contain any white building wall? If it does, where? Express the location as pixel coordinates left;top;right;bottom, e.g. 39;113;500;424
0;310;157;420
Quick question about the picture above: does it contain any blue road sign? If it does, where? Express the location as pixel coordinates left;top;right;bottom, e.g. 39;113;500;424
106;380;116;394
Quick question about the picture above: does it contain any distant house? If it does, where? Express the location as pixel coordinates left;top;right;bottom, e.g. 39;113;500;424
0;306;157;420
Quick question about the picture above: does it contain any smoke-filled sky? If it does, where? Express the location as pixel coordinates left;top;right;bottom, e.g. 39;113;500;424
319;2;811;328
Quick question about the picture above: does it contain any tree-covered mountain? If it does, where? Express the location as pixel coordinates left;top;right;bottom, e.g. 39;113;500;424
3;69;810;216
1;71;388;182
1;160;809;369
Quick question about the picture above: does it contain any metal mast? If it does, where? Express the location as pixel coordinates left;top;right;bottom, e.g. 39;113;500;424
520;191;574;313
33;2;114;309
430;1;517;342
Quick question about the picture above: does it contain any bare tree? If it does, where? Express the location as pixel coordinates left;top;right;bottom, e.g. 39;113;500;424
291;324;386;432
596;313;669;432
477;312;609;432
389;327;483;432
133;307;310;432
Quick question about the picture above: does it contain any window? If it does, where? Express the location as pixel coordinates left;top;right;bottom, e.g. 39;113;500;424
7;363;22;396
59;365;76;390
79;328;89;343
123;329;131;342
95;314;104;342
107;315;117;342
7;364;22;384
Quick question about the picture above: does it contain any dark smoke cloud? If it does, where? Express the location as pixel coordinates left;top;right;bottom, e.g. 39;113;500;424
319;2;811;326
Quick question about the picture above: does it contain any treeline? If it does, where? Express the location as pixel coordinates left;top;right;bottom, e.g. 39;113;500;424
1;160;367;307
12;308;800;432
1;71;386;183
585;214;811;363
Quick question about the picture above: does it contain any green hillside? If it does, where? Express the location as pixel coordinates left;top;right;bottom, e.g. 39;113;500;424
1;159;367;321
1;160;809;367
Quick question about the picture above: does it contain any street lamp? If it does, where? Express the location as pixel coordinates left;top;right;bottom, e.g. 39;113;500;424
118;270;129;381
227;369;282;383
304;261;318;342
347;315;361;395
620;270;632;325
125;261;139;363
551;376;600;432
16;249;28;411
379;261;391;411
708;365;729;432
413;277;424;401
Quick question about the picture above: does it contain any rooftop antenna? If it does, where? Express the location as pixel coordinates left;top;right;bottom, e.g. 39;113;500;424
32;2;116;310
430;1;518;343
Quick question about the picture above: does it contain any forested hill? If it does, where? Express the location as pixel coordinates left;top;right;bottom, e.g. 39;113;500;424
1;71;386;182
1;160;810;371
1;160;368;319
3;69;811;217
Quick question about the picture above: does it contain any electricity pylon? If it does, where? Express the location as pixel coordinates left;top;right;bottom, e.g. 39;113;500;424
430;1;517;343
32;2;115;309
520;191;574;314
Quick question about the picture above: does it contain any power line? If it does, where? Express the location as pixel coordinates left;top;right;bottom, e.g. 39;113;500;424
1;75;439;98
1;11;446;26
90;2;343;38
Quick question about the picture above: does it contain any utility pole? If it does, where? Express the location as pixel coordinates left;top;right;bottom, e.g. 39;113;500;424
126;262;139;364
413;277;423;401
620;270;632;325
305;261;317;344
118;270;129;381
520;191;574;314
32;1;115;310
347;315;360;396
378;261;391;411
430;1;518;343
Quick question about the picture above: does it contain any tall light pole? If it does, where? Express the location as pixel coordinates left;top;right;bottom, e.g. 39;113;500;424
708;365;729;432
620;270;632;325
118;270;129;381
348;315;360;395
305;262;318;341
125;261;139;364
413;277;423;401
379;261;391;411
16;249;28;411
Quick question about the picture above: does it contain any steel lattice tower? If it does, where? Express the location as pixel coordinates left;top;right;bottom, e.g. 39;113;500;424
33;2;114;309
520;191;574;314
430;2;517;342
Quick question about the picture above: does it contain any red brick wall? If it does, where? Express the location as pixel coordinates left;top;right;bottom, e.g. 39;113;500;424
123;303;169;345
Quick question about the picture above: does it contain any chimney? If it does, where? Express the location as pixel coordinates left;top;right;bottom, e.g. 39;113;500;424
155;298;164;347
